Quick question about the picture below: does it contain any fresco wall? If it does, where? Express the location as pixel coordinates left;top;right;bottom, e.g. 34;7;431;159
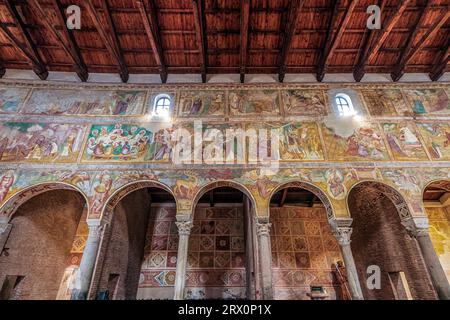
426;205;450;282
0;80;449;222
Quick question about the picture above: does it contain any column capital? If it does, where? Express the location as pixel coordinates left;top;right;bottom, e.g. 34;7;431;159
332;227;353;246
256;221;272;237
176;220;193;236
87;223;105;238
402;217;430;238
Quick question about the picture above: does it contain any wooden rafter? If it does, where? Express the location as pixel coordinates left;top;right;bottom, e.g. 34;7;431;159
86;0;129;82
392;8;450;81
29;0;88;82
1;0;48;80
278;0;305;82
239;0;250;83
354;0;412;81
430;40;450;81
137;0;167;83
192;0;207;83
279;189;288;207
317;0;359;82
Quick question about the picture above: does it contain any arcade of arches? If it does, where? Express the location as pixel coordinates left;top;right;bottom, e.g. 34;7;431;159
1;81;450;300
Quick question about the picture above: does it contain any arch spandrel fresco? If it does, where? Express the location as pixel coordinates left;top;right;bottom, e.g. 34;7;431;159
0;81;449;223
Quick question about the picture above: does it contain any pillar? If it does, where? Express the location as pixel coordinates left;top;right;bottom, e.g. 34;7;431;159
71;222;104;300
256;219;273;300
332;225;364;300
173;219;193;300
403;217;450;300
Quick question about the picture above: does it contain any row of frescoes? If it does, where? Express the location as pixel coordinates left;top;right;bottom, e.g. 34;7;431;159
0;120;449;163
0;86;449;118
1;167;449;221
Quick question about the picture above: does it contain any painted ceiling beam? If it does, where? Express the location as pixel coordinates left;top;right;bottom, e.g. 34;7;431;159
392;8;450;81
317;0;359;82
192;0;207;83
278;0;305;82
137;0;167;83
86;0;129;83
1;0;48;80
239;0;250;83
29;0;88;82
354;0;412;82
430;41;450;81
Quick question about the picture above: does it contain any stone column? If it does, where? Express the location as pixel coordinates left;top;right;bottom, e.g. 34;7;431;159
332;226;364;300
403;217;450;300
173;219;193;300
256;219;273;300
71;222;104;300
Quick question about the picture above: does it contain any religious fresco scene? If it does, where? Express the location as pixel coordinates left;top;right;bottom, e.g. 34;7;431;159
0;81;449;302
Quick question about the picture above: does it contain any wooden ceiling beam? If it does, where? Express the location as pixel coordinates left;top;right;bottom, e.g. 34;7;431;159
239;0;250;83
278;0;305;82
192;0;207;83
430;40;450;81
354;0;412;82
392;8;450;81
29;0;88;82
1;0;48;79
279;189;288;207
86;0;129;83
137;0;167;83
317;0;359;82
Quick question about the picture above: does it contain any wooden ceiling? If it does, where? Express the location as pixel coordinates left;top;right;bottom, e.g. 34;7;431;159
0;0;449;83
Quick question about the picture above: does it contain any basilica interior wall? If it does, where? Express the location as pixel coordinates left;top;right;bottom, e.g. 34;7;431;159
270;206;344;300
0;190;85;300
349;186;437;300
95;189;150;300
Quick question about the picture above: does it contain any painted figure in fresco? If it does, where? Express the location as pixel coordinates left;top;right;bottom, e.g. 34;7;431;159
91;172;113;214
345;127;384;159
325;169;347;200
418;124;450;160
280;124;322;160
0;170;15;202
283;90;326;116
174;172;199;199
408;89;450;115
149;128;173;161
180;92;224;117
229;91;277;115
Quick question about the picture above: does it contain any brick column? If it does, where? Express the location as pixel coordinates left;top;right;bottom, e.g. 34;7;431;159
173;219;193;300
403;217;450;300
256;219;273;300
71;222;104;300
332;226;364;300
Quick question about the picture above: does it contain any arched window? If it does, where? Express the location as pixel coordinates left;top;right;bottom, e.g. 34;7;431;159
152;94;172;118
335;93;355;117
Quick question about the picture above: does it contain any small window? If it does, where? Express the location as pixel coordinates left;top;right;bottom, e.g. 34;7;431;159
335;93;355;117
153;94;172;118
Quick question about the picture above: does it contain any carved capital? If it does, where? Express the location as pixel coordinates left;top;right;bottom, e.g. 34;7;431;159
332;227;353;246
256;222;272;237
402;217;430;238
88;224;105;239
176;221;193;236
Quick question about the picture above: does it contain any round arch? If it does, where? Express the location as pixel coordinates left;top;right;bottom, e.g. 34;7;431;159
422;179;450;196
191;180;258;216
0;182;89;222
99;180;177;222
268;181;336;221
346;180;413;221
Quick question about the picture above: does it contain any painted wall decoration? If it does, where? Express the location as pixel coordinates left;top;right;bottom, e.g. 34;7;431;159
0;88;30;113
426;206;450;282
229;89;280;116
321;122;389;161
282;89;328;116
279;123;325;161
271;206;344;300
360;89;408;116
382;122;429;161
24;89;146;116
178;90;225;117
83;123;173;163
417;123;450;160
0;122;85;163
403;88;450;115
